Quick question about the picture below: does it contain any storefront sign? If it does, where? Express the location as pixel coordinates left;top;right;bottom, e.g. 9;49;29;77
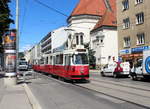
131;46;150;53
119;49;131;55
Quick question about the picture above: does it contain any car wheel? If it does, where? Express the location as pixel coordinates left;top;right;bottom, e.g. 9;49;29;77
101;72;105;77
113;73;118;78
131;75;137;80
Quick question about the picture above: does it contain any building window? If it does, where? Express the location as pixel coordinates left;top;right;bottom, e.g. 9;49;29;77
137;33;145;45
80;35;83;45
124;37;130;47
123;18;130;29
135;0;143;4
122;0;129;11
76;36;79;45
136;12;144;24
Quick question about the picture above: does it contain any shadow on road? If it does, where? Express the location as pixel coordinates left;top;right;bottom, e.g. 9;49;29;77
0;73;4;79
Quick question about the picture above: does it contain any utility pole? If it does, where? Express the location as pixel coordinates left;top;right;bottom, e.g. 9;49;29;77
16;0;19;75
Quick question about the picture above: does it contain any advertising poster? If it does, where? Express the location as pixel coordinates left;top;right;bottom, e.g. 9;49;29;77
3;29;17;76
5;53;16;73
4;30;16;49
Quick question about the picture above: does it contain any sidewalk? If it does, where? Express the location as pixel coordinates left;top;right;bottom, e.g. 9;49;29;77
0;73;32;109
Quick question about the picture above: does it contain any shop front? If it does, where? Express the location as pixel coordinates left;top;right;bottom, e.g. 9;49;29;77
119;46;150;67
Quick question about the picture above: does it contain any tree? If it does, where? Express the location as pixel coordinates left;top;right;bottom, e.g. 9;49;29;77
84;43;96;69
0;0;14;52
19;52;25;59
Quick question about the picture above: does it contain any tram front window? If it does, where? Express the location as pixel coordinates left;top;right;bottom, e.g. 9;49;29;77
73;54;88;65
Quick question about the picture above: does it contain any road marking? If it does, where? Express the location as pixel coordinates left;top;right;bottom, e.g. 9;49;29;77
94;93;125;104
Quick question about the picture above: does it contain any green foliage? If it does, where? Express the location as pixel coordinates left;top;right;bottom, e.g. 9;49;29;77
0;0;14;52
84;43;96;69
19;52;25;59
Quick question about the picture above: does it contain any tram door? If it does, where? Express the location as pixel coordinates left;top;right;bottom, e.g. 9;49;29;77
64;55;71;76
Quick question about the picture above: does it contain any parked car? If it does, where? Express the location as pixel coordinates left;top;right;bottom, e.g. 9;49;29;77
18;60;28;71
101;61;130;78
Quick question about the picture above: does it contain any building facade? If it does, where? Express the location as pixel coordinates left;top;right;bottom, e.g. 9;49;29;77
117;0;150;64
91;0;118;68
24;49;31;64
67;0;108;45
41;32;52;54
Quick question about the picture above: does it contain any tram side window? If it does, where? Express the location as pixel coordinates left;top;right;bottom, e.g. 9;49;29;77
65;55;71;65
45;57;48;64
49;56;52;65
56;54;63;65
56;55;59;64
53;56;56;65
60;54;63;64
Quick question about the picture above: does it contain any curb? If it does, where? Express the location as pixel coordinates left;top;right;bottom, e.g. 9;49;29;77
23;84;42;109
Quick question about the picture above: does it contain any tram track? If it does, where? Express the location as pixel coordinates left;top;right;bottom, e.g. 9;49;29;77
32;72;150;108
85;80;150;99
90;78;150;92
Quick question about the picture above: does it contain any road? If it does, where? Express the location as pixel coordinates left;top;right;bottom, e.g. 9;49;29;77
22;70;149;109
90;70;150;87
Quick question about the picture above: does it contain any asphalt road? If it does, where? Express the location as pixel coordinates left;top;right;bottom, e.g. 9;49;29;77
24;71;147;109
90;70;150;87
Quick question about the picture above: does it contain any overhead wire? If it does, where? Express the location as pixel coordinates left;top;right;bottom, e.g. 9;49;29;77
33;0;69;17
20;0;29;36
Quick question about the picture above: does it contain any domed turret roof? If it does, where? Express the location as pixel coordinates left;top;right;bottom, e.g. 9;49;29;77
70;0;107;16
92;0;117;30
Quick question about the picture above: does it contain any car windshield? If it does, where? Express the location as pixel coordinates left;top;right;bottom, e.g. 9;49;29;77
19;62;28;65
73;54;88;65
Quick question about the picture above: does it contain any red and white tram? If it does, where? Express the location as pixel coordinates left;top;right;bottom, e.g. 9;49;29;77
33;49;89;81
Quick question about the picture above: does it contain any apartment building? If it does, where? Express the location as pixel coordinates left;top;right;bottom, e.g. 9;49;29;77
117;0;150;64
41;32;52;54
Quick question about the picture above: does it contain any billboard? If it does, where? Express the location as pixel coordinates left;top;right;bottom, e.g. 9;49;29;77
3;29;16;49
3;29;17;76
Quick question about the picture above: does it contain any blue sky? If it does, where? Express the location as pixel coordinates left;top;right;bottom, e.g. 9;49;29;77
9;0;79;51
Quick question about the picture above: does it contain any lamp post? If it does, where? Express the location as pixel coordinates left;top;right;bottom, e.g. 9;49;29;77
16;0;19;76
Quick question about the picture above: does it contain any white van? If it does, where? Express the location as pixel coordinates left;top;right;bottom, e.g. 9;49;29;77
101;61;130;78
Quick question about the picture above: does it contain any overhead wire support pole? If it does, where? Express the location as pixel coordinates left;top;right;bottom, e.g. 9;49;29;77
16;0;19;76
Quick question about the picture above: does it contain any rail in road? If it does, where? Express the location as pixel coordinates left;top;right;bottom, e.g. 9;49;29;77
28;72;150;108
76;77;150;108
91;78;150;92
24;72;148;109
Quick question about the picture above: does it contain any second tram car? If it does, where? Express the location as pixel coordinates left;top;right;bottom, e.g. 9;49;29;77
33;49;89;81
